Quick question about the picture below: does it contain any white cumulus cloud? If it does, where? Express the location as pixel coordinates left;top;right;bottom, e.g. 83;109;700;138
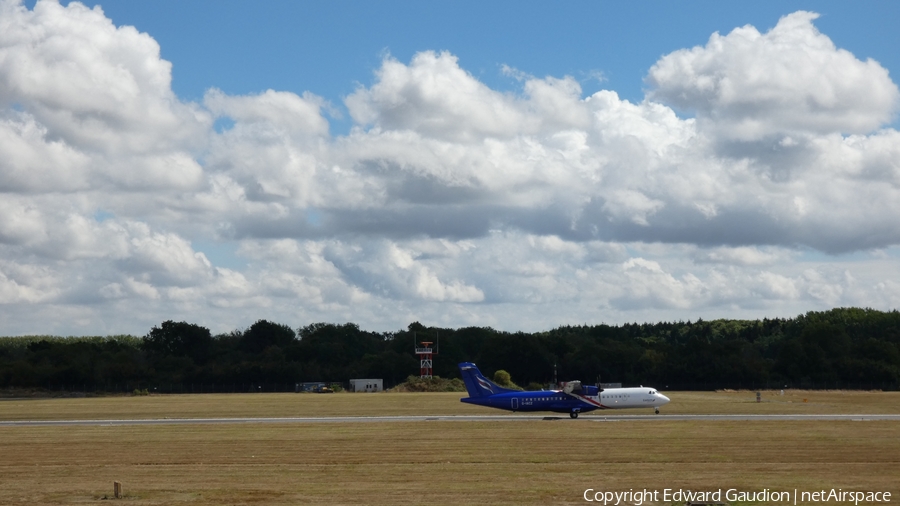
0;2;898;335
647;11;900;140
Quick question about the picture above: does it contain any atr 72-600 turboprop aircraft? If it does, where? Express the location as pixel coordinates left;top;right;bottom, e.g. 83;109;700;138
458;362;670;418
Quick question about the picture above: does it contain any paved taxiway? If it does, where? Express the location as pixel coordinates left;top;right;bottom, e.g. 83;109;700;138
2;414;900;426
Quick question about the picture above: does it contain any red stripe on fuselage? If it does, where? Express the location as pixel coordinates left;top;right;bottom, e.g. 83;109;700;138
569;393;611;409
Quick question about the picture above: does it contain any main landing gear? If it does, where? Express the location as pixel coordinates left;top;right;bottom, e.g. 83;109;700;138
570;411;579;419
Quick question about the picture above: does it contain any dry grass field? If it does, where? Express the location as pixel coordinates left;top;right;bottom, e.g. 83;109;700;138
1;391;899;505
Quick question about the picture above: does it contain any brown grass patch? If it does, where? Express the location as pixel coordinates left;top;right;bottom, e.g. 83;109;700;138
0;421;898;505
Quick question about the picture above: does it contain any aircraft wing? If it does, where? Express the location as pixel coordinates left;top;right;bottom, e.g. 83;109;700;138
562;380;582;394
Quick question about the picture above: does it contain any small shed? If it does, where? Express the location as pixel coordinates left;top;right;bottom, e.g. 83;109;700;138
349;379;383;392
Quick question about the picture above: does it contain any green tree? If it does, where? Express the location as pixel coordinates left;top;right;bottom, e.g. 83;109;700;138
239;320;296;354
143;321;212;364
493;369;522;390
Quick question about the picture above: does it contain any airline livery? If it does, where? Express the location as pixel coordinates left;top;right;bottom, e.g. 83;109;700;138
458;362;670;418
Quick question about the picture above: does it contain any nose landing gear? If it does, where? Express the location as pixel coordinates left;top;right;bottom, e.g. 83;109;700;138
654;408;660;414
570;411;579;419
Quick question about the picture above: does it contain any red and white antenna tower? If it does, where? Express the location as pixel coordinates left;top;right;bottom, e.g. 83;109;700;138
414;332;438;378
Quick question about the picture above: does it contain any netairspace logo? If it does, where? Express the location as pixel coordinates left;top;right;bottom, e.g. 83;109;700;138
582;488;892;505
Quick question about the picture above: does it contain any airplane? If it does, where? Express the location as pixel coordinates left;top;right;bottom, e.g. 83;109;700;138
458;362;670;418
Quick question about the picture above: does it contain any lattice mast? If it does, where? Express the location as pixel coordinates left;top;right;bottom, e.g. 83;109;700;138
414;332;438;378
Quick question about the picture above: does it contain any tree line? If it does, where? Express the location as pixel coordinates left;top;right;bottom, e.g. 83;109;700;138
1;307;899;392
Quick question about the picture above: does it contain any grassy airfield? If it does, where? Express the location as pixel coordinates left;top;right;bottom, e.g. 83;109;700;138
1;390;899;505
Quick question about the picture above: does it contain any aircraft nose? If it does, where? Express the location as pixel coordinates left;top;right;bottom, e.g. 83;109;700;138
658;393;670;405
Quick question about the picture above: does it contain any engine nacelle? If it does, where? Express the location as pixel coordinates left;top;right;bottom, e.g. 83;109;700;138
582;385;599;396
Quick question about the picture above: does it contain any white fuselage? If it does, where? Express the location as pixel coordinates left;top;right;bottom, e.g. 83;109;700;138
591;387;670;409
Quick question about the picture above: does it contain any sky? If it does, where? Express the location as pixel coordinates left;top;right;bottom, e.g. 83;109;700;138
1;0;899;336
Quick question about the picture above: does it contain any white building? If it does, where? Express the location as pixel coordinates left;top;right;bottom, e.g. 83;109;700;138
349;379;383;392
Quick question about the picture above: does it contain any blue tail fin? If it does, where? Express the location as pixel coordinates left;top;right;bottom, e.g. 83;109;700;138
458;362;516;398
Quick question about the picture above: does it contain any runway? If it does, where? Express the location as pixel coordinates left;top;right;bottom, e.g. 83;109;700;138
2;413;900;426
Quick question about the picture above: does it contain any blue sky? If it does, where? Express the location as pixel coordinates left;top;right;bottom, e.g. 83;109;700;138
59;1;900;126
2;0;900;336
